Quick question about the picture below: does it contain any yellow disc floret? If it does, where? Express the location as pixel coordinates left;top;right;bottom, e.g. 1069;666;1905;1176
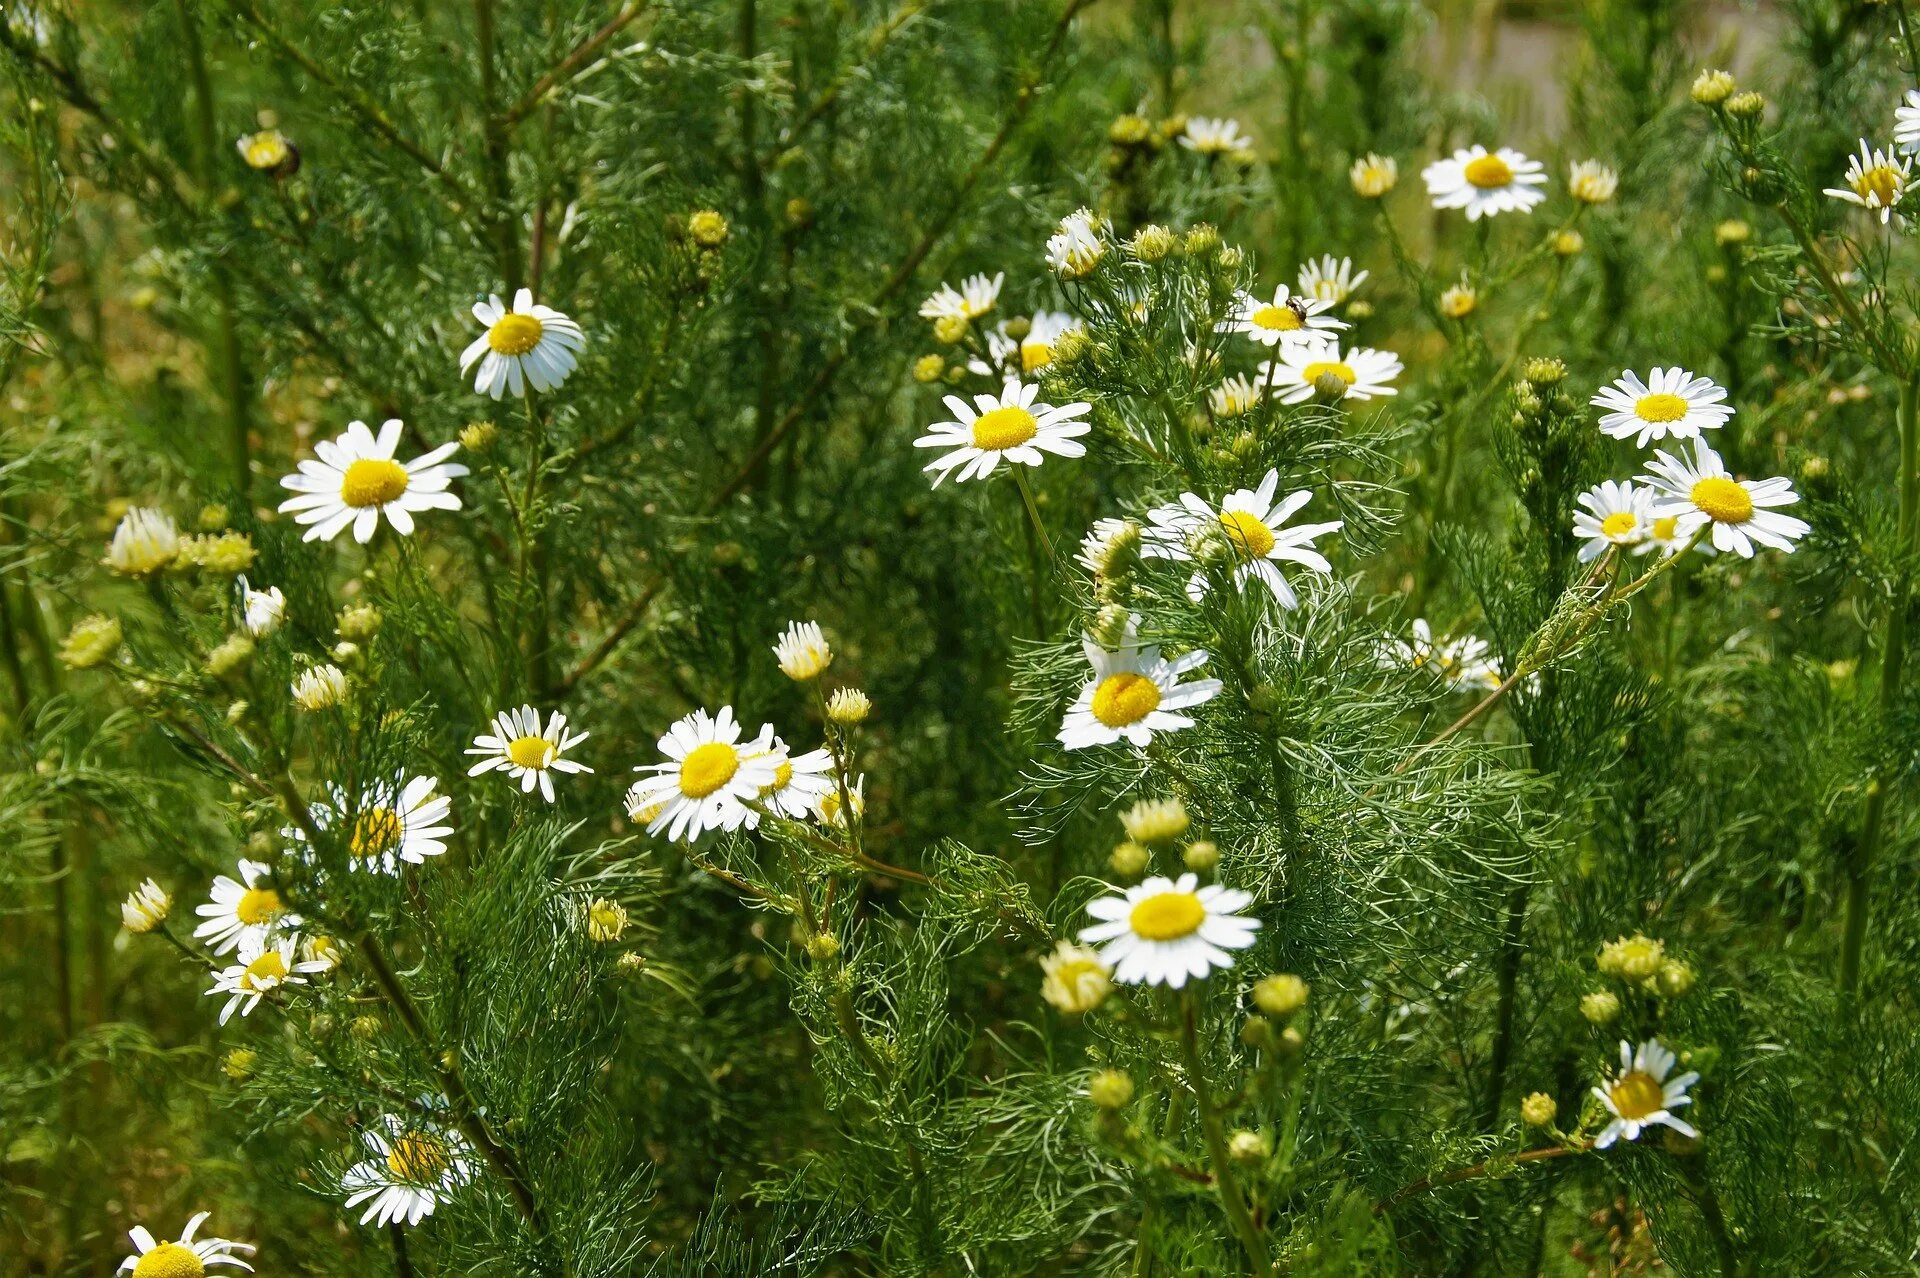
1856;164;1905;207
132;1243;207;1278
1607;1070;1665;1120
1090;672;1162;727
235;886;283;926
1463;154;1513;188
487;312;545;356
506;735;556;769
1128;890;1206;941
386;1131;450;1183
1634;392;1690;423
1301;361;1356;388
970;405;1040;451
679;742;741;799
1690;476;1753;524
1219;511;1277;559
350;808;403;859
1600;511;1640;539
1251;305;1304;332
339;458;410;508
242;948;289;991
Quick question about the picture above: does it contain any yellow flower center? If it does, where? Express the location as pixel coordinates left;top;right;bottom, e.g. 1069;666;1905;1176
132;1243;206;1278
1858;164;1905;206
235;886;283;926
1251;304;1305;332
1219;510;1277;558
1690;476;1753;524
1090;672;1162;728
506;734;556;769
970;405;1040;451
1463;154;1513;188
1651;515;1680;541
1607;1070;1666;1121
386;1132;450;1183
1020;341;1054;372
349;807;403;859
1634;392;1690;423
1128;890;1207;941
487;312;545;356
339;458;410;508
242;948;288;991
679;742;741;799
769;760;795;793
242;134;288;169
1302;361;1357;388
1600;511;1640;539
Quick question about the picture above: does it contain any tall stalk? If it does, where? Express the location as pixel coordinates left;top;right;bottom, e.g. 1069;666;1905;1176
1179;992;1271;1274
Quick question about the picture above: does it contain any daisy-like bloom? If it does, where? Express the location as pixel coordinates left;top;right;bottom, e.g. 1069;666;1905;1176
1040;940;1112;1014
919;272;1004;322
342;1112;478;1229
1379;619;1502;692
1209;373;1265;419
1179;116;1254;159
1076;517;1141;578
290;663;348;710
913;378;1091;486
1422;145;1548;220
207;934;330;1024
1592;1039;1699;1149
121;879;172;934
1142;469;1342;608
1438;279;1477;319
981;310;1084;375
1078;872;1260;988
1635;510;1692;558
301;775;455;874
117;1211;254;1278
302;934;343;971
278;419;467;544
460;287;585;398
1571;480;1654;562
1591;368;1734;447
1121;796;1189;844
774;620;833;681
1218;284;1346;348
60;613;122;670
238;578;284;636
1349;152;1398;198
1639;439;1811;558
627;706;779;843
585;897;628;941
1567;159;1619;204
1045;208;1105;279
1264;337;1402;404
1824;139;1912;223
1896;89;1920;156
193;858;296;955
466;705;592;802
105;507;180;576
742;725;837;821
1296;254;1368;306
814;774;866;830
235;128;293;172
1058;614;1223;750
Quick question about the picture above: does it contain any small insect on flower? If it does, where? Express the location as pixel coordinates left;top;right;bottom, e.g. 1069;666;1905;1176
773;620;833;681
919;271;1004;322
913;378;1091;486
121;879;171;934
460;287;586;398
466;705;593;802
1591;367;1735;447
1142;469;1343;609
116;1211;254;1278
1572;480;1655;561
296;775;455;874
1592;1039;1699;1149
1824;139;1912;223
1639;439;1810;558
742;725;836;821
1178;116;1254;160
1422;145;1548;220
207;934;331;1024
105;507;181;576
1218;284;1346;349
291;663;348;710
1379;619;1503;693
1296;254;1368;306
1078;872;1260;987
1264;337;1402;404
1045;208;1106;279
342;1112;479;1229
1349;153;1397;198
277;419;468;544
193;858;297;955
1039;940;1113;1014
237;578;285;636
627;706;779;843
1058;613;1223;750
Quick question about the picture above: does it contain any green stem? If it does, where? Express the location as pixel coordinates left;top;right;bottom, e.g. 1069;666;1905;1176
1179;991;1271;1274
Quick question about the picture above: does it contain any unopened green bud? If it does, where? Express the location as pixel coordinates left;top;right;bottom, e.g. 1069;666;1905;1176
1088;1068;1134;1109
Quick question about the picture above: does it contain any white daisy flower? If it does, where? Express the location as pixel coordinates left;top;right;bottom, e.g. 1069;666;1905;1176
466;705;592;802
1045;208;1106;279
1379;619;1502;693
919;272;1004;322
626;706;779;843
1078;872;1260;988
1567;159;1619;204
1179;116;1254;159
460;287;585;398
1824;139;1912;223
1058;614;1223;751
297;775;455;874
1591;367;1734;447
1571;480;1655;562
1209;373;1265;419
1636;510;1694;558
774;620;833;681
1039;940;1112;1014
105;507;181;576
913;378;1091;486
342;1112;479;1229
290;664;347;711
1076;517;1140;577
1592;1038;1699;1149
1296;254;1368;306
813;773;866;830
1141;469;1342;608
743;725;837;821
1421;145;1548;220
121;879;172;934
117;1211;254;1277
238;577;285;636
1264;337;1402;404
207;933;330;1024
192;858;297;955
1218;284;1346;348
1639;440;1811;558
978;310;1084;375
276;419;468;544
1895;88;1920;155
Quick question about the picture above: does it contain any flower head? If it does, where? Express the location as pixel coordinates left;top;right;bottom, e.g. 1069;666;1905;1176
1572;480;1654;562
1179;116;1254;160
1593;1039;1699;1149
1045;208;1106;279
193;858;297;955
207;933;330;1024
1121;796;1190;844
1218;284;1345;349
627;706;779;842
466;705;592;802
1349;153;1398;198
913;379;1091;486
742;725;836;821
291;663;348;710
277;419;467;544
121;879;172;934
1567;159;1619;204
342;1112;479;1229
1422;145;1548;220
60;614;122;670
295;775;454;875
1824;139;1912;223
1263;337;1401;404
1639;439;1810;558
774;621;832;681
980;310;1084;375
1379;619;1502;692
1078;872;1260;987
117;1212;254;1278
1058;614;1222;750
1591;367;1734;447
827;687;872;725
105;508;180;576
236;128;294;172
1040;940;1112;1013
1142;469;1342;608
919;272;1003;322
239;579;285;636
585;897;629;942
1296;254;1368;306
460;287;585;398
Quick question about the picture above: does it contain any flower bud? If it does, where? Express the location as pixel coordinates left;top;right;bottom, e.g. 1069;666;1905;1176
913;354;946;383
1182;839;1220;873
1108;840;1149;879
1580;989;1621;1025
1228;1129;1271;1162
1691;69;1736;106
688;209;730;249
1130;224;1176;261
827;687;871;725
1252;973;1309;1019
1088;1068;1135;1109
460;421;498;452
1520;1091;1557;1127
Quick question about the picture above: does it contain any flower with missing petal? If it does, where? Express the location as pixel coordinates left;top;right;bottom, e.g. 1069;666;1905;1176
460;288;585;398
1824;139;1912;223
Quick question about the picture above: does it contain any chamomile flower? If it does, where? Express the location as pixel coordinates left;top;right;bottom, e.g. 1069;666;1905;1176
1824;139;1911;223
1591;368;1735;446
1209;374;1265;419
913;379;1091;485
122;879;172;934
465;705;592;801
1639;440;1810;558
1422;145;1548;220
774;620;833;681
105;507;180;576
1179;116;1254;159
460;287;585;398
342;1112;479;1229
207;934;330;1024
1141;469;1342;608
235;128;294;173
1592;1038;1699;1149
1264;337;1402;404
814;774;866;829
238;578;285;636
1296;254;1368;306
1896;89;1920;155
1076;517;1141;577
981;311;1084;374
117;1212;254;1277
1349;152;1398;198
276;419;467;544
1078;872;1260;988
1045;208;1105;279
1636;511;1693;557
193;858;297;955
298;775;455;874
919;272;1004;322
290;664;348;710
1058;614;1223;750
627;706;779;843
1567;159;1619;204
742;725;837;821
1380;619;1502;692
1040;941;1112;1014
1571;480;1654;562
1218;284;1345;348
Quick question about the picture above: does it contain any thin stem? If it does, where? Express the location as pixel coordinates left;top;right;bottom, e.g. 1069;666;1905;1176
1179;991;1271;1274
504;0;652;125
1478;882;1529;1130
1375;1143;1587;1213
